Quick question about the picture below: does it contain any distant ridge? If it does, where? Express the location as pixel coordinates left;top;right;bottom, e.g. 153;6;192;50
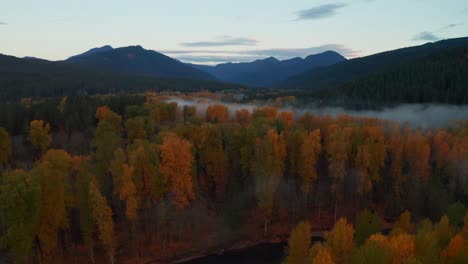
190;50;346;87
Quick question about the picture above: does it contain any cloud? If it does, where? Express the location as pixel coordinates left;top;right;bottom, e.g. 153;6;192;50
295;3;346;20
0;21;7;25
161;44;360;64
411;31;440;41
440;22;467;31
181;36;258;47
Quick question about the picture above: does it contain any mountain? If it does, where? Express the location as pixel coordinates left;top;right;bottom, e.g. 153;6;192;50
0;54;247;101
317;43;468;105
281;37;468;91
190;50;346;87
66;45;215;81
67;45;114;60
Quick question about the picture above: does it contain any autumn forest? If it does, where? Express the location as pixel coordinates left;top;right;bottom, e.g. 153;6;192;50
0;92;467;264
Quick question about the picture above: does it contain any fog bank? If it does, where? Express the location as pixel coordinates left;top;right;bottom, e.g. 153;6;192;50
167;98;468;128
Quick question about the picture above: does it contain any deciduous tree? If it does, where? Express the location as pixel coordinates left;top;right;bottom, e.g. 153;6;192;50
160;133;195;210
284;221;311;264
29;120;52;156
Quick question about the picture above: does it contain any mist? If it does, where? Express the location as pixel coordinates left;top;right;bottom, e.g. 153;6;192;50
166;98;468;128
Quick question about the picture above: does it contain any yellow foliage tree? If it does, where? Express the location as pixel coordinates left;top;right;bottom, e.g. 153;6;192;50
29;120;52;156
89;181;116;264
284;221;311;264
325;218;354;264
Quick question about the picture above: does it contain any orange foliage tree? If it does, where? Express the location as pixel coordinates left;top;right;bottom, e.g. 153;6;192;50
206;104;229;123
160;133;195;210
298;129;322;197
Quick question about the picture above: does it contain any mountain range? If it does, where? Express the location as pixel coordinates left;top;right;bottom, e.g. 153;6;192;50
190;51;346;87
1;36;467;104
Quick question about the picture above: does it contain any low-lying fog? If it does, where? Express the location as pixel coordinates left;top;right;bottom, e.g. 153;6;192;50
167;98;468;128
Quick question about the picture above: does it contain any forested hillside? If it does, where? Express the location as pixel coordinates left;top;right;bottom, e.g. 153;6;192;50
0;93;467;263
281;37;468;92
318;44;468;105
0;54;246;101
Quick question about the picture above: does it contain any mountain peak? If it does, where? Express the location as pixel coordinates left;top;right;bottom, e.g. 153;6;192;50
264;56;279;62
65;44;215;80
67;45;114;60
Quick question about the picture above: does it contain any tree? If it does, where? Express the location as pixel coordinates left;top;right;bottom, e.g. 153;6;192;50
355;126;386;195
206;104;229;123
252;129;285;236
355;209;383;245
89;180;116;264
389;233;415;264
235;109;251;126
72;155;96;263
198;124;227;201
325;124;352;222
0;169;40;262
325;218;354;264
0;127;11;166
298;129;321;197
414;219;439;264
432;130;452;174
160;133;195;210
387;124;404;202
405;130;431;184
446;202;466;228
391;210;414;236
440;234;468;264
284;221;312;264
350;240;392;264
462;213;468;239
312;247;335;264
32;149;72;257
29;120;52;156
128;140;165;206
435;215;454;249
93;106;123;197
279;111;294;128
183;105;197;124
125;117;147;143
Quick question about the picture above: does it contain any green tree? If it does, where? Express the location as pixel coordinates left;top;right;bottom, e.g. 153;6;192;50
0;169;40;263
93;106;123;198
350;240;392;264
355;209;383;245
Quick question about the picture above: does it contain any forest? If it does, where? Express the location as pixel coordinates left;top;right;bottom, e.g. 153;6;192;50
0;92;467;263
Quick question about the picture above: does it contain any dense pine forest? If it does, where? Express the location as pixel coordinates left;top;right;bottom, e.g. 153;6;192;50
0;93;467;263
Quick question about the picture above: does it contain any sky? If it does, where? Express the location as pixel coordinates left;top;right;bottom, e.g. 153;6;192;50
1;0;467;64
